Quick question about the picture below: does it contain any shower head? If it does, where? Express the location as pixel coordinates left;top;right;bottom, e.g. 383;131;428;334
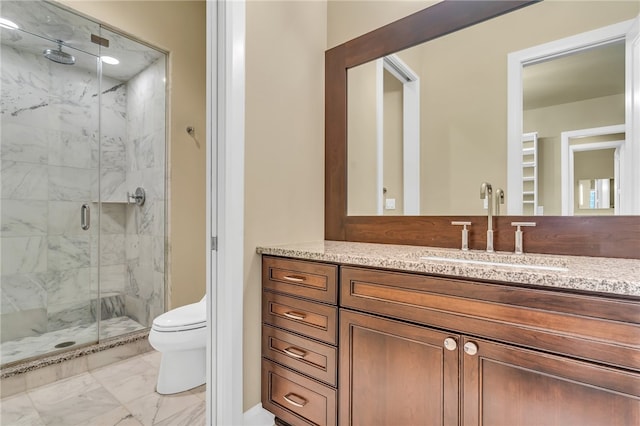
43;42;75;65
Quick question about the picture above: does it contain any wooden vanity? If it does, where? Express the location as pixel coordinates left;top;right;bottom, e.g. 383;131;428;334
259;246;640;426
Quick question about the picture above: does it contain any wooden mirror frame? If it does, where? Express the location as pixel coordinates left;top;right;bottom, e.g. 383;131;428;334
324;0;640;259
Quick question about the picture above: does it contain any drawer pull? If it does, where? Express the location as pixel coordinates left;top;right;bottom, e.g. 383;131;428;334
283;392;308;408
283;274;307;283
282;346;307;359
283;311;307;320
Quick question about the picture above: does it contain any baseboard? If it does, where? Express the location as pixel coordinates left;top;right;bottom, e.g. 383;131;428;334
243;403;275;426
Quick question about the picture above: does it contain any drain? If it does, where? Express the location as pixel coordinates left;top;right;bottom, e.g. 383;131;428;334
54;341;76;348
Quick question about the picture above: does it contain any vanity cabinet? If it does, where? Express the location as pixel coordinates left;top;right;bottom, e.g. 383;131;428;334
261;256;640;425
261;256;339;426
340;266;640;426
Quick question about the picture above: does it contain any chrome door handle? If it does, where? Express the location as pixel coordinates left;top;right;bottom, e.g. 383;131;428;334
81;204;90;230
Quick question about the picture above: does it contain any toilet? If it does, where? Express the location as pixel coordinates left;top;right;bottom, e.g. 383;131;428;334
148;296;207;394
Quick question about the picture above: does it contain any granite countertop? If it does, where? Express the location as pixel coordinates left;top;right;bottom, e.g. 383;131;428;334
257;240;640;298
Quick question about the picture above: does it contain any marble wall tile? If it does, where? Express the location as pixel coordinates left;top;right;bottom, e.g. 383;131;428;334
45;268;93;308
0;307;47;342
99;234;126;266
47;201;84;236
99;264;126;294
100;169;127;202
0;161;48;200
0;273;47;313
47;302;93;331
100;135;126;169
126;260;153;300
100;203;126;234
0;122;49;165
47;235;91;271
48;128;95;169
48;165;93;201
1;236;47;275
0;200;48;237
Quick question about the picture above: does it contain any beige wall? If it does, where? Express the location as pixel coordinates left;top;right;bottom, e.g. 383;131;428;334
244;0;327;410
61;0;207;309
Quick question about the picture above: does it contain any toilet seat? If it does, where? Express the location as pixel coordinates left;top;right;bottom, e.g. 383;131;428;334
152;300;206;332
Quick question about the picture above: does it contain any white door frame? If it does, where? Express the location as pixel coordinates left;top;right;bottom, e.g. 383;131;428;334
562;127;624;215
375;54;420;215
206;0;245;424
507;19;638;215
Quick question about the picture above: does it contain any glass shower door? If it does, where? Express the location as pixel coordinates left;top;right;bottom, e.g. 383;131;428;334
0;16;101;364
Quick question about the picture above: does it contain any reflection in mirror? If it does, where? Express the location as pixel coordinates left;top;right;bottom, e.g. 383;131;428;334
348;55;419;216
345;1;639;217
577;178;615;211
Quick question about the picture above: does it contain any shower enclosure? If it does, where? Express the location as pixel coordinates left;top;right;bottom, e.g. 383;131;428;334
0;0;167;366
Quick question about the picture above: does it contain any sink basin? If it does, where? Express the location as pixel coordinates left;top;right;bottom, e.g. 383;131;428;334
419;251;568;272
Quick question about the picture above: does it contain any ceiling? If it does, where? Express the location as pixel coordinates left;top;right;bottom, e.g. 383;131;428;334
523;41;625;110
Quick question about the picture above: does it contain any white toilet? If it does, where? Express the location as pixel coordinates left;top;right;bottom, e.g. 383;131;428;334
148;296;207;394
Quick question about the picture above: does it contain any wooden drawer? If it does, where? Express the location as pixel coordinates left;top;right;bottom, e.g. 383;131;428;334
341;266;640;372
263;256;338;304
262;324;337;386
262;359;337;426
263;291;338;345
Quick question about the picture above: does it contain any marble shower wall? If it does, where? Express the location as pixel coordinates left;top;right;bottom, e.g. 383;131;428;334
123;57;166;329
1;44;166;344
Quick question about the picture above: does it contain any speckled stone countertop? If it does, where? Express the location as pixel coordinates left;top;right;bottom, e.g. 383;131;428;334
257;241;640;298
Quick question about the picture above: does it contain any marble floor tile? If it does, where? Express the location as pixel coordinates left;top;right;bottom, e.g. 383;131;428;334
124;391;203;426
153;400;206;426
1;353;206;426
74;405;142;426
28;373;121;426
92;356;158;404
0;392;45;425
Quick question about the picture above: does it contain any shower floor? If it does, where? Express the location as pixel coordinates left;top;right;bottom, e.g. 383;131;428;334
0;317;146;366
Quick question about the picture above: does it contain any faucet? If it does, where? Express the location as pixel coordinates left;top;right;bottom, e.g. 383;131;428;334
495;188;505;216
480;182;494;252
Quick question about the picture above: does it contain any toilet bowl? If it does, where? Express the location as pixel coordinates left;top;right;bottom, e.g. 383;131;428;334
148;296;206;394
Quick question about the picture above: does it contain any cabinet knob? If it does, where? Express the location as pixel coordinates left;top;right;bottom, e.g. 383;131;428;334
463;341;478;356
443;337;457;351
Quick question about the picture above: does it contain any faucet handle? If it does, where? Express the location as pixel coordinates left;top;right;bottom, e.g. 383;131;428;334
511;222;536;254
451;221;472;251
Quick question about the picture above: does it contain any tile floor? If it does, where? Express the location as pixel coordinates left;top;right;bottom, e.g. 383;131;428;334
0;351;206;426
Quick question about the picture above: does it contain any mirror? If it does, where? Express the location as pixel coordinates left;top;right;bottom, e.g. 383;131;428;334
345;1;639;216
325;0;640;258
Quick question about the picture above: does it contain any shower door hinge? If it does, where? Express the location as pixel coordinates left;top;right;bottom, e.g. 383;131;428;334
90;34;110;48
211;236;218;251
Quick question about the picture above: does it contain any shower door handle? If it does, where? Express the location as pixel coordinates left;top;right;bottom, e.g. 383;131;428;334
81;204;90;230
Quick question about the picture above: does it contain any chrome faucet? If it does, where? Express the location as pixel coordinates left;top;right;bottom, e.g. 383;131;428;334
480;182;494;252
495;188;505;216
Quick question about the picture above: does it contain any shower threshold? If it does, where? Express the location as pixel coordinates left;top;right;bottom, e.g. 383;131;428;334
0;317;145;366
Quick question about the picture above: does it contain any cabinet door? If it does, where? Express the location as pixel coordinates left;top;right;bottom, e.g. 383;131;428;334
462;337;640;426
339;309;459;426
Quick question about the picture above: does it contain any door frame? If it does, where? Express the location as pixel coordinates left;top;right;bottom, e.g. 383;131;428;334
206;0;245;424
375;54;420;215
